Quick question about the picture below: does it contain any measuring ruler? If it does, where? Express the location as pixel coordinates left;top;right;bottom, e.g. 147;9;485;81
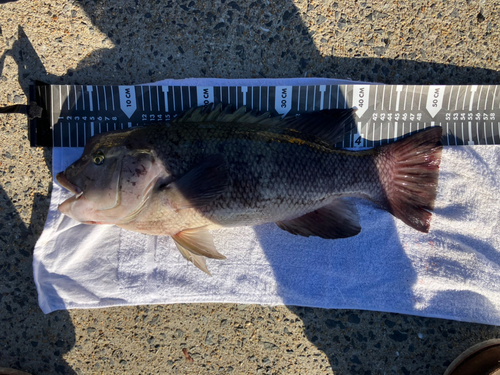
28;83;500;148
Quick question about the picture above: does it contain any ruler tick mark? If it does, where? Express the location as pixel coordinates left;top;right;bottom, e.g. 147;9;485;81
469;85;478;112
411;85;415;111
312;86;316;111
418;85;423;111
403;85;408;111
81;85;86;111
478;85;484;110
74;86;78;111
484;86;490;111
381;85;385;111
66;85;70;111
103;86;108;111
149;86;153;112
493;86;498;110
389;85;394;111
447;86;453;111
454;86;461;111
156;86;160;112
111;86;115;111
141;86;145;111
462;86;467;111
87;86;94;112
96;86;101;111
180;86;184;111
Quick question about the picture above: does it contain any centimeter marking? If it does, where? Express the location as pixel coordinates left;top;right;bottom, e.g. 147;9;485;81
49;84;500;148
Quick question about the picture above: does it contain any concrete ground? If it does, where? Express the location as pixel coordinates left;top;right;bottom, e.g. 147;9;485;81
1;0;499;374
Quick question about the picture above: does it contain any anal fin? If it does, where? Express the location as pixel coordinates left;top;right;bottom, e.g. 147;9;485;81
276;199;361;239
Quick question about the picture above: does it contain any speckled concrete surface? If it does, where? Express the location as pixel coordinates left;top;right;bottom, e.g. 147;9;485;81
0;0;499;374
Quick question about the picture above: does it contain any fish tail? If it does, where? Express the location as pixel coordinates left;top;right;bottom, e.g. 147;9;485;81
373;127;443;232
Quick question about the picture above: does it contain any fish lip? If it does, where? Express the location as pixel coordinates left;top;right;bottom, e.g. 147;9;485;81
56;172;82;197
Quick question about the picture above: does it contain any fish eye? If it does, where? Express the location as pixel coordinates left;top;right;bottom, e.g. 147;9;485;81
93;150;105;165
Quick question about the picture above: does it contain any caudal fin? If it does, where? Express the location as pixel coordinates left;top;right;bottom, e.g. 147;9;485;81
375;127;443;233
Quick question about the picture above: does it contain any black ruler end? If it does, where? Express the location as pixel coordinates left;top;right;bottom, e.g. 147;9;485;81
28;82;53;148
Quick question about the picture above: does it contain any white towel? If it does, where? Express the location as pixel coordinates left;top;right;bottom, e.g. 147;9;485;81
33;79;500;325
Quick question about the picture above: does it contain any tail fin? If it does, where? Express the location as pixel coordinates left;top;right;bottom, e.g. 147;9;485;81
374;127;443;233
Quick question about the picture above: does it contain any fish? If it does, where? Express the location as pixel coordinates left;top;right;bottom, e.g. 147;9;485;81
56;104;443;275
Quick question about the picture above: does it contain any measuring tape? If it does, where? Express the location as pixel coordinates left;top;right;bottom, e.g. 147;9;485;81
28;83;500;148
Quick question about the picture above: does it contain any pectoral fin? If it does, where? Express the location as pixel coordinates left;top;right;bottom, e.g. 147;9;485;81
163;154;229;210
276;199;361;239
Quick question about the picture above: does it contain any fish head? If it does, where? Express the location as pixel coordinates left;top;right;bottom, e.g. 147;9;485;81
56;129;165;225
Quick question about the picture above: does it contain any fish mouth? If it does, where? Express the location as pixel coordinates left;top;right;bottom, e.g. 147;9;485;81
56;172;84;200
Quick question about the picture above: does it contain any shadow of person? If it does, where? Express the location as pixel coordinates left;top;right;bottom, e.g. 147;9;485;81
0;184;76;375
252;197;419;374
1;0;500;373
252;199;418;313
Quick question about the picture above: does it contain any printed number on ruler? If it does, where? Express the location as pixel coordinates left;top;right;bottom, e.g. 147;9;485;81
353;133;364;148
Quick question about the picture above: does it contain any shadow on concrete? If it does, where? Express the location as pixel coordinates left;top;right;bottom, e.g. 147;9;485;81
1;0;500;373
0;185;76;374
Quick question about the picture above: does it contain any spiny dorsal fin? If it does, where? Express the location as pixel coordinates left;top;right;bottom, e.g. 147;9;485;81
276;109;356;145
173;104;356;146
174;103;276;124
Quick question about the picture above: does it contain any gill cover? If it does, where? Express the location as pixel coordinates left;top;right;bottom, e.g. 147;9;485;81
57;130;164;224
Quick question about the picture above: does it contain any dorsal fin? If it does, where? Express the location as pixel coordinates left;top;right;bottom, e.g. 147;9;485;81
276;109;356;145
173;104;356;146
174;104;276;124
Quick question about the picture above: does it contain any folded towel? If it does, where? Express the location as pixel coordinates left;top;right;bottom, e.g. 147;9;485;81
33;79;500;325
